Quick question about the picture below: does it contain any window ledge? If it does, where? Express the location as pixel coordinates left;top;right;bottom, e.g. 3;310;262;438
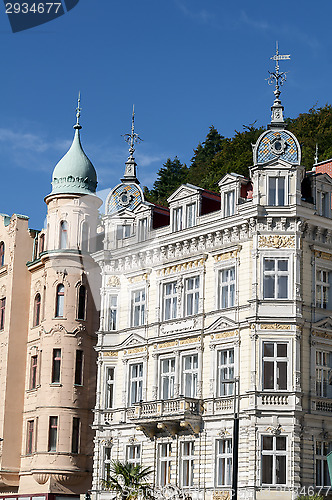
50;383;62;387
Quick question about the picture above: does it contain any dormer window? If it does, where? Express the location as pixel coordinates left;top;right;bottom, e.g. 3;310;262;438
173;207;183;232
318;191;330;217
138;218;148;242
116;224;132;240
268;177;285;206
224;190;235;217
186;203;196;228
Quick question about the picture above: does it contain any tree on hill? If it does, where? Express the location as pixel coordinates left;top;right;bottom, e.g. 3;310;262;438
188;125;225;186
144;157;188;206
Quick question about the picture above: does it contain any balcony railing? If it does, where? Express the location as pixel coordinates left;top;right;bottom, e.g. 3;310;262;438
126;397;201;422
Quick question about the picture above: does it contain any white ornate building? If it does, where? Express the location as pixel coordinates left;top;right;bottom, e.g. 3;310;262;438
91;83;332;499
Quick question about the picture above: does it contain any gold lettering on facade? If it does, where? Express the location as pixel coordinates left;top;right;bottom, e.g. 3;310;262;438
260;324;291;330
158;340;178;349
313;331;332;340
128;273;149;284
126;347;146;355
103;351;118;357
214;330;239;339
179;336;200;345
258;235;295;248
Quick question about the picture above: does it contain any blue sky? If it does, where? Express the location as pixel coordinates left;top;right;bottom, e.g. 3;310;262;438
1;0;332;229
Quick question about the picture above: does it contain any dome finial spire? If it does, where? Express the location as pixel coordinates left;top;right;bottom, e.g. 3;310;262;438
74;91;82;130
267;42;290;127
121;105;142;184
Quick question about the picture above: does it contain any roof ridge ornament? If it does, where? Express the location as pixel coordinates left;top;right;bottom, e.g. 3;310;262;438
74;91;82;130
267;42;290;128
121;105;141;184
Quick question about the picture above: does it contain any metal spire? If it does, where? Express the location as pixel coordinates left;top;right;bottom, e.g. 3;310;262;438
122;105;143;158
267;42;290;127
74;91;82;130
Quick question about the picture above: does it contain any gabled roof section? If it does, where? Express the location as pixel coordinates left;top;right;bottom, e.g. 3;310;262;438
167;183;202;203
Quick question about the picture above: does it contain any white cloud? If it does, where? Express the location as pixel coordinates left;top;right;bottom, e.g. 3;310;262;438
0;127;70;153
174;0;213;24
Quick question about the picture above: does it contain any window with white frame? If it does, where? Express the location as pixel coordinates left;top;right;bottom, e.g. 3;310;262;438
261;435;287;485
186;203;196;228
158;443;172;486
217;348;234;396
138;218;148;242
116;224;132;240
104;447;112;483
262;342;288;391
268;176;285;206
316;350;332;398
105;367;115;408
181;441;195;487
129;363;143;405
316;440;331;487
183;354;198;398
263;258;289;299
319;191;330;218
108;295;118;330
224;190;235;217
127;444;141;466
216;438;232;486
173;207;183;232
316;270;332;309
219;267;235;309
131;289;146;326
185;276;200;316
161;358;175;399
163;281;177;320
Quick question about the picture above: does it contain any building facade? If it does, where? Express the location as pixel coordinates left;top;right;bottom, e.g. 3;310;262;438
91;95;332;499
0;106;101;499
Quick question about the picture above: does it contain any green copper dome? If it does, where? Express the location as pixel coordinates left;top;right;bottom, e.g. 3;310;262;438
49;127;97;196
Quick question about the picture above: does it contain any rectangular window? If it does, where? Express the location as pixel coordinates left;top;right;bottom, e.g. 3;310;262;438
116;225;131;240
127;444;141;466
219;268;235;308
218;349;234;396
183;354;198;398
185;276;200;316
71;417;80;454
268;177;285;206
316;350;332;398
181;441;194;487
132;289;146;326
129;363;143;405
263;342;288;391
164;282;177;320
109;295;118;331
0;297;5;330
216;439;232;486
316;270;332;309
316;441;331;486
158;443;172;486
27;420;34;455
30;355;38;390
225;190;235;217
263;258;289;299
173;207;183;232
105;367;115;408
321;192;330;217
51;348;61;384
261;435;287;485
74;350;83;385
138;218;148;241
186;203;196;228
161;358;175;399
48;416;58;452
104;447;112;482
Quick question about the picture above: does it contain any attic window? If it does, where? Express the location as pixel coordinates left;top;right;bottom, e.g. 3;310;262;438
224;191;235;217
268;177;285;206
116;225;132;240
173;207;183;232
186;203;196;228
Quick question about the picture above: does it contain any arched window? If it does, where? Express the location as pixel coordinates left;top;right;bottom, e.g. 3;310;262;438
39;234;45;255
34;293;41;326
59;221;68;249
77;285;86;320
55;284;65;318
0;242;4;266
81;221;89;252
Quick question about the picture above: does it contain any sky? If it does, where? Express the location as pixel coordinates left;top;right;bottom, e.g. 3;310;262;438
0;0;332;229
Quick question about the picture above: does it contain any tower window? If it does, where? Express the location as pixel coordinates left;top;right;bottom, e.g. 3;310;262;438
77;285;86;320
0;297;6;330
33;293;41;327
55;284;65;317
0;241;5;266
81;221;89;252
48;416;58;452
74;350;84;386
59;221;68;249
52;348;61;384
71;417;80;454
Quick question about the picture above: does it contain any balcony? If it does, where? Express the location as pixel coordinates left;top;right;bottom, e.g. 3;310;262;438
126;397;202;436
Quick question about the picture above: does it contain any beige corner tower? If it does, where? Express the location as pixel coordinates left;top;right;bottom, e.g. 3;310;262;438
18;101;102;497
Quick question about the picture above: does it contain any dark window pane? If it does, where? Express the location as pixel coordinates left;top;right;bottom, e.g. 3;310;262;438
277;362;287;390
276;455;286;484
277;344;287;357
263;343;274;357
263;361;274;390
276;437;286;451
262;455;273;483
262;436;273;450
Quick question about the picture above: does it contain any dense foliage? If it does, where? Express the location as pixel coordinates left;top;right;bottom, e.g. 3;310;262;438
144;104;332;206
103;460;154;499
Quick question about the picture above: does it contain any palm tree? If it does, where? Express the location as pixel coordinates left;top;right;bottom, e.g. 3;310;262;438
103;460;154;500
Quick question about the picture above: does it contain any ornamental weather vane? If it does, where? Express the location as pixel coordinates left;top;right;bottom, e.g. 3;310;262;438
122;105;143;158
267;42;291;101
74;91;82;130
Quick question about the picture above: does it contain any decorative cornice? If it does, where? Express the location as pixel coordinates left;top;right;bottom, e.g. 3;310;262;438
157;258;206;277
314;250;332;261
